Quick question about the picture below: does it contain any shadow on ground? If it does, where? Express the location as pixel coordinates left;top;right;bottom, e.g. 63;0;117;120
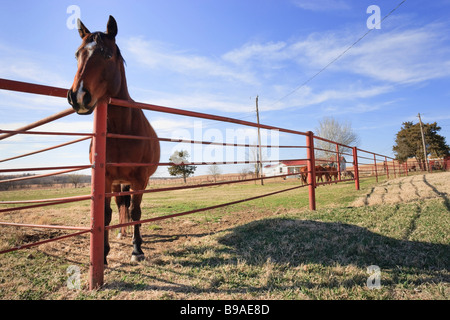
216;219;449;271
103;218;448;296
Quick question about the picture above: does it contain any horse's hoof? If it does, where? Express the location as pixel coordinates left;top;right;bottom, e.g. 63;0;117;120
130;254;145;263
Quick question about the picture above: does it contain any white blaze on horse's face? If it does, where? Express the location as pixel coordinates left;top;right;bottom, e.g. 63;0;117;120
84;41;97;58
75;80;92;114
76;80;85;105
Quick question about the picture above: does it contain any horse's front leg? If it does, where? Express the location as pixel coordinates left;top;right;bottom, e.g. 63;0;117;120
104;197;112;264
129;192;145;262
104;182;113;265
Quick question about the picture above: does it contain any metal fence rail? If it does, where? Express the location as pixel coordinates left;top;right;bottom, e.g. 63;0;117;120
0;78;428;289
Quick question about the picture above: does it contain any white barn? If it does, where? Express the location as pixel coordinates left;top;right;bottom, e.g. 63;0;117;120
263;160;308;178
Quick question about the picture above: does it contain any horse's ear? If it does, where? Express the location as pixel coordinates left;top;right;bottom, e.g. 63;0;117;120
106;15;118;39
77;19;90;39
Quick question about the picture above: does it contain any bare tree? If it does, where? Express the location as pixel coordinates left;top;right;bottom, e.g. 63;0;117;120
208;165;222;183
314;116;360;160
68;174;83;188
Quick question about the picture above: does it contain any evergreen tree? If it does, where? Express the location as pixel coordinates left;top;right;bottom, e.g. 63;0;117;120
168;150;197;183
393;121;450;169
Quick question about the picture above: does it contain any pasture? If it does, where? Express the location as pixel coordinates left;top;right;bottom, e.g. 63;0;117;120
0;172;449;300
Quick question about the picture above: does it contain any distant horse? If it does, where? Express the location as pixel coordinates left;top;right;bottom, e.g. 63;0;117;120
300;166;308;185
323;165;338;184
315;165;328;184
342;170;354;179
67;16;160;263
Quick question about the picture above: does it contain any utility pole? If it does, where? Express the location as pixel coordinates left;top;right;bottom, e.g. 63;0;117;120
417;113;429;172
256;95;264;185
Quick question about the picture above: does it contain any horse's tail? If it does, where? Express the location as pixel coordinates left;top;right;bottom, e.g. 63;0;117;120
118;184;132;239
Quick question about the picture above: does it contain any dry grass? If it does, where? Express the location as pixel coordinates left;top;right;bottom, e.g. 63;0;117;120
351;172;450;207
0;172;449;300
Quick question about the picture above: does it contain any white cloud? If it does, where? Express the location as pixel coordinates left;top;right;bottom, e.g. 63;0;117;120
0;42;70;88
219;22;450;86
289;22;450;84
0;90;68;111
292;0;351;12
119;20;450;119
124;37;257;84
222;42;287;66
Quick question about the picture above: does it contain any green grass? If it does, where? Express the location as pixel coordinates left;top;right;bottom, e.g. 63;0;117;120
0;173;449;300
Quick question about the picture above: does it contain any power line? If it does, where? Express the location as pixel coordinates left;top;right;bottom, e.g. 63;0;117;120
270;0;407;107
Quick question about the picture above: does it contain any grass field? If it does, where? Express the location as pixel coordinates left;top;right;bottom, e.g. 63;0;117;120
0;172;449;300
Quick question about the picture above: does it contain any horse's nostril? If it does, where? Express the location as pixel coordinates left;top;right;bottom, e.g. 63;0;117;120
83;89;91;106
67;89;79;110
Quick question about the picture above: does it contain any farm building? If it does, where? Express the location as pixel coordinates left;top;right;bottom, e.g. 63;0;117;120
263;160;308;178
324;155;348;172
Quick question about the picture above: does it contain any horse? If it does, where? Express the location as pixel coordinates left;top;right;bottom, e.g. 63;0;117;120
342;170;354;179
300;166;308;185
67;16;160;263
315;165;328;184
323;165;338;184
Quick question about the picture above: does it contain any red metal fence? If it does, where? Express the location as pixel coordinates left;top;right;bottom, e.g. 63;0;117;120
0;78;432;289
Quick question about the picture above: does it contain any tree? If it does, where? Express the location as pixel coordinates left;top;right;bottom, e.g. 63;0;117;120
393;121;450;169
208;164;221;183
68;174;83;188
314;117;360;159
168;150;197;183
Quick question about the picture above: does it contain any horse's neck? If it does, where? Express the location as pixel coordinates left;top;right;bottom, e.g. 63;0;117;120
116;63;132;102
107;64;134;133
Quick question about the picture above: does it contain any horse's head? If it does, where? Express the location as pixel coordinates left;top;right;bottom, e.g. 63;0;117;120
68;15;123;115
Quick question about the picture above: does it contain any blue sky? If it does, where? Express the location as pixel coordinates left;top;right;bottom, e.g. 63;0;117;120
1;0;450;177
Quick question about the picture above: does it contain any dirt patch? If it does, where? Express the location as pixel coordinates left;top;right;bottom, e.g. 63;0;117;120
351;172;450;207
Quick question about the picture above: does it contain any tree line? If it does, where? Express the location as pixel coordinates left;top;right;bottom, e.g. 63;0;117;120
0;174;91;191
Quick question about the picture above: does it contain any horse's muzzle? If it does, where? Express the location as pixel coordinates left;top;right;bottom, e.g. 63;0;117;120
67;88;94;115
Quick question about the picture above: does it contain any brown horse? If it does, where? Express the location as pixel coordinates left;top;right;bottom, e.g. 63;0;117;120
323;165;338;184
67;16;160;263
315;165;327;184
300;166;308;185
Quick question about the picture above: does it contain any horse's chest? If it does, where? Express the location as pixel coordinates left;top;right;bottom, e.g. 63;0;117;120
106;138;145;163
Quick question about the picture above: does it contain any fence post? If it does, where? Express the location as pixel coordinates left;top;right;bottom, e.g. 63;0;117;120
393;159;397;178
405;159;408;176
373;154;378;183
336;144;341;182
306;131;316;211
385;156;389;179
353;147;360;191
89;101;107;290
